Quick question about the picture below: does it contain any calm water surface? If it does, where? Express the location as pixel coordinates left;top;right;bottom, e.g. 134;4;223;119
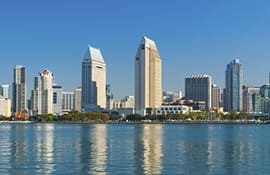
0;124;270;175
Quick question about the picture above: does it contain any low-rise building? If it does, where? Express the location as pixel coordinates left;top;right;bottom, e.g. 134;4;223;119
0;96;11;117
62;92;74;113
155;105;189;115
112;96;135;116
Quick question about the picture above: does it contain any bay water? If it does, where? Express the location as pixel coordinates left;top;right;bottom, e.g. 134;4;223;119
0;123;269;175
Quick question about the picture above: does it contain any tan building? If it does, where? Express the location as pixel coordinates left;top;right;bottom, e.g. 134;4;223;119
211;84;221;110
0;96;11;117
135;36;162;115
74;87;82;112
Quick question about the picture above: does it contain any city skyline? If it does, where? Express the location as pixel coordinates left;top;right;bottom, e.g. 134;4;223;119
1;1;270;100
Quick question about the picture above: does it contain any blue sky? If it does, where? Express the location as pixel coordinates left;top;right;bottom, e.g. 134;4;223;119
0;0;270;100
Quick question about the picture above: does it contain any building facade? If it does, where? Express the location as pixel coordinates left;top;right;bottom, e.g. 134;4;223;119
0;85;9;99
112;96;134;116
74;87;82;112
225;59;243;112
81;45;106;111
211;84;221;110
121;96;134;109
135;36;162;115
106;84;114;110
260;85;270;114
0;96;11;117
185;74;212;110
12;65;27;113
62;92;74;112
242;86;261;113
155;105;189;115
53;85;63;115
163;91;183;103
32;69;54;115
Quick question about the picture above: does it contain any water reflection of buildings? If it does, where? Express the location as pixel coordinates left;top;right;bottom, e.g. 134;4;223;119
135;125;163;175
12;125;27;169
91;125;107;174
81;124;107;175
7;125;27;173
35;124;55;174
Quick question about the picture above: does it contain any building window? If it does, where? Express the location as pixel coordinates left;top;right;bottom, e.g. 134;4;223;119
53;92;57;104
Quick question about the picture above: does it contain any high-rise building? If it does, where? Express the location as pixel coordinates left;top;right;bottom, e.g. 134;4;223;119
62;92;74;112
106;84;114;110
74;87;82;112
211;84;221;110
185;74;212;110
32;69;54;115
12;65;27;113
225;59;243;112
242;86;261;113
53;85;63;115
0;96;11;117
0;84;9;99
135;36;162;115
81;45;106;111
260;85;270;114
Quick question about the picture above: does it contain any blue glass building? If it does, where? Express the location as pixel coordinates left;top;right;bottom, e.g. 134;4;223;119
225;59;243;112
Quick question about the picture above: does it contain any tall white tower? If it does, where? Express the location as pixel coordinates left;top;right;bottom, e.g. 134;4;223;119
135;36;162;115
32;69;54;115
81;45;106;111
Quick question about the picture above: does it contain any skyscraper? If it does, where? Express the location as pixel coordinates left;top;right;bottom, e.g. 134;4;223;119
185;74;212;110
225;59;243;112
135;36;162;115
81;45;106;111
242;86;260;113
32;69;54;115
12;65;27;113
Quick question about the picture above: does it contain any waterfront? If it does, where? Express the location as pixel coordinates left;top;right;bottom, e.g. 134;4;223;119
0;124;270;174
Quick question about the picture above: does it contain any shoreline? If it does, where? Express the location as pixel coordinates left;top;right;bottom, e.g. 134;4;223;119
0;121;35;124
0;120;268;125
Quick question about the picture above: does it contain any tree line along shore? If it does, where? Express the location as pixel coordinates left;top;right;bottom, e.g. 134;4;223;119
0;110;269;124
